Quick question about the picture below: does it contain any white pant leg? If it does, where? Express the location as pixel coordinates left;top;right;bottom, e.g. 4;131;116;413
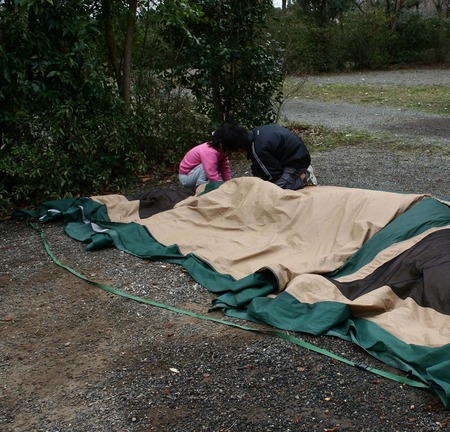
179;164;209;187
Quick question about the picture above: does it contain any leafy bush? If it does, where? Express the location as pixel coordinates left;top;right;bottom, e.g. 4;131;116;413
296;24;344;73
270;11;345;74
341;10;394;69
392;12;450;63
132;70;211;169
0;78;210;216
0;0;210;216
1;94;141;206
271;5;450;74
160;0;284;127
0;0;132;214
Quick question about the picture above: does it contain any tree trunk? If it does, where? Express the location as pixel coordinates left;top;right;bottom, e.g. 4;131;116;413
102;0;121;93
210;70;225;124
122;0;137;105
101;0;137;105
391;0;405;31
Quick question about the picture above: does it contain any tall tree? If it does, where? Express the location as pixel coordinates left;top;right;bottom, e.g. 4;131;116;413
293;0;356;26
0;0;99;148
100;0;138;104
0;0;144;210
160;0;283;127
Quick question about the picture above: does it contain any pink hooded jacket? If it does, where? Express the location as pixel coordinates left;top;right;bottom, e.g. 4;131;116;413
179;142;231;182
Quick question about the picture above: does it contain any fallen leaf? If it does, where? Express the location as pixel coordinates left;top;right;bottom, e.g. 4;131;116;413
436;418;449;427
242;364;255;369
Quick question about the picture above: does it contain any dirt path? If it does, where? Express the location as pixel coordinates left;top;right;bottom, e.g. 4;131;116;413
280;68;450;146
281;99;450;145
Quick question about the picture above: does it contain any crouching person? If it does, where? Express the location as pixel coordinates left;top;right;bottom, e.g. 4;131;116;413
210;123;317;190
178;125;248;187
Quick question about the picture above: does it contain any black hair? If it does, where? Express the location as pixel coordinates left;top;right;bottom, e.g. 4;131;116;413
209;124;249;153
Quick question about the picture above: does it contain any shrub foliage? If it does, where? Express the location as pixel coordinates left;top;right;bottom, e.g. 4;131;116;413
272;1;449;73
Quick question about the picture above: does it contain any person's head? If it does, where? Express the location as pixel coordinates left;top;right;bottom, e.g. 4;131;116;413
209;124;249;155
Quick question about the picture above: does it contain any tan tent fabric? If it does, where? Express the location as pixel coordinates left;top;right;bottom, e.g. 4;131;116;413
37;178;450;407
335;226;448;283
136;178;425;282
88;179;449;348
92;194;140;223
284;245;450;348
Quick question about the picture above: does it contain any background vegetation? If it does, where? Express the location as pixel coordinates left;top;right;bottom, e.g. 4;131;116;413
1;0;449;216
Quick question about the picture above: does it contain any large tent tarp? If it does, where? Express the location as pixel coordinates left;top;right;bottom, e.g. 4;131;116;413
22;178;450;407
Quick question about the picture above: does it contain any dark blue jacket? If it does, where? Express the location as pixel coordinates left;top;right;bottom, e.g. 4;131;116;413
247;124;311;182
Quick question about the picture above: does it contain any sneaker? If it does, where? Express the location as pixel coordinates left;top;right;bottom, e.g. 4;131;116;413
304;165;318;186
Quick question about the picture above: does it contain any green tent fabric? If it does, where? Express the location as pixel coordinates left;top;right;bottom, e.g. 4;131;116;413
21;178;450;407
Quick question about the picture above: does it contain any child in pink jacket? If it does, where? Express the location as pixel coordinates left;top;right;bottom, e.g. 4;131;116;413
178;125;247;187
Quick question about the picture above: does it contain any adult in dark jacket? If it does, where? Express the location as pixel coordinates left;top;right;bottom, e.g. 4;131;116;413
212;123;317;190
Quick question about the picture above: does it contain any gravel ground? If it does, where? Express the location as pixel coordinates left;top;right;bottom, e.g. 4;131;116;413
281;67;450;146
1;68;450;432
305;68;450;86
